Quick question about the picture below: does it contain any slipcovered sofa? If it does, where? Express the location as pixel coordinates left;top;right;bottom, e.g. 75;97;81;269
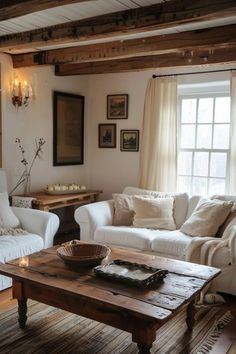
0;169;59;291
74;186;236;296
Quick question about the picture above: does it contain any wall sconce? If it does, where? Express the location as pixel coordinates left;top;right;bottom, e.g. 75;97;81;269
12;79;33;108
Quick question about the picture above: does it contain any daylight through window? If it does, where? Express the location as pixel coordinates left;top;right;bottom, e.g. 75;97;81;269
177;94;231;195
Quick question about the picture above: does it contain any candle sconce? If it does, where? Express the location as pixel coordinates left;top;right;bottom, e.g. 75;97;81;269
12;79;33;108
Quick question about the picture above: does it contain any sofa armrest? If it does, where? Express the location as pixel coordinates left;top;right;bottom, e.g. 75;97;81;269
199;226;236;267
224;224;236;265
11;207;59;248
74;200;114;242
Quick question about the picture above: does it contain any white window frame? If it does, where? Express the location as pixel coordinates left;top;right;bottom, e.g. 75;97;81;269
177;93;231;195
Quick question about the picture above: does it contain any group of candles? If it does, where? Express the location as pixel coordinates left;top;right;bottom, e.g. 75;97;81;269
12;79;33;107
46;183;86;192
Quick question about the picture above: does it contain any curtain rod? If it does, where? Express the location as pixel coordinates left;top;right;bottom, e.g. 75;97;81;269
152;68;236;78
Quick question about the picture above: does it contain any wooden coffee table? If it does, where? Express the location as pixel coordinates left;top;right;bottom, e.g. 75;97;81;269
0;244;220;353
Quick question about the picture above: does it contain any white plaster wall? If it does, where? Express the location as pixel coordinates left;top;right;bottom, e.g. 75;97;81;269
87;71;152;199
87;66;236;200
1;52;235;199
0;53;90;193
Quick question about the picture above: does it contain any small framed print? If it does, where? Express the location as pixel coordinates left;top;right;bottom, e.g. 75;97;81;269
107;94;128;119
99;124;116;148
120;130;139;152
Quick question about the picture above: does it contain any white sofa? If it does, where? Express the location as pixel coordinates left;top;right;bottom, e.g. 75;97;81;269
74;186;236;296
0;169;59;291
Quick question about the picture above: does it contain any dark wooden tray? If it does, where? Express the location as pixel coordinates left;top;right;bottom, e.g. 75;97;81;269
94;259;168;288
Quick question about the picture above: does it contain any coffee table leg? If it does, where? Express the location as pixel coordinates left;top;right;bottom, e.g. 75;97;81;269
186;301;196;331
18;299;27;329
137;343;152;353
132;322;156;354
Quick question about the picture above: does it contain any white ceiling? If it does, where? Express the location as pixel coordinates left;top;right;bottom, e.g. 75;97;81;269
0;0;163;36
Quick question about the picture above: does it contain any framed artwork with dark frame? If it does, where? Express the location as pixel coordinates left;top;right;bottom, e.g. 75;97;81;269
98;124;116;148
120;130;139;152
53;91;84;166
107;94;128;119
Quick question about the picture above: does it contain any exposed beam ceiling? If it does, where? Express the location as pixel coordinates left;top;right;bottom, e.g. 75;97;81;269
12;24;236;68
2;0;236;75
55;46;236;76
0;0;93;22
1;0;236;51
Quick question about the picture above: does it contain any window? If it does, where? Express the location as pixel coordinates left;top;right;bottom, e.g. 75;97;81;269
177;94;231;195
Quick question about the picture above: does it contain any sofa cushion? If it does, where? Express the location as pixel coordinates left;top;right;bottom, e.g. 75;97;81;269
0;234;43;263
0;192;20;228
112;194;135;226
151;230;193;259
132;196;176;230
123;186;188;228
186;196;201;219
180;198;232;237
94;226;155;251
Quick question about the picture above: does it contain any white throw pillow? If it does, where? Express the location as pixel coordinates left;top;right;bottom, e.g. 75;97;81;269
0;192;20;228
122;187;188;228
112;194;135;226
211;195;236;237
180;198;232;237
112;194;153;226
132;196;176;230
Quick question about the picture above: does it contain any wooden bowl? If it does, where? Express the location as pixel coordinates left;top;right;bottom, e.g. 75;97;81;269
57;243;110;269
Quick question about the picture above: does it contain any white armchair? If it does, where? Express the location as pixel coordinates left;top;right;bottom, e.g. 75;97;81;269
0;169;59;291
12;206;59;248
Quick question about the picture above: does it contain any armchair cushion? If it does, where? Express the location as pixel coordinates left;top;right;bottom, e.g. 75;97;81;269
0;234;43;263
0;192;20;228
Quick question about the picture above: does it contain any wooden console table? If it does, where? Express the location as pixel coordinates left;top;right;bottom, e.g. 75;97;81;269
28;190;102;244
29;190;102;211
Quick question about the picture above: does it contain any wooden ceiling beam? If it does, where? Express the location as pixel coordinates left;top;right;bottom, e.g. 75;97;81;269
12;23;236;68
55;46;236;76
0;1;93;22
1;0;236;51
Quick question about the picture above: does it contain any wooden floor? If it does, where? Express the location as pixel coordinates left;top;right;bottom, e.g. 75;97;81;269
0;289;235;354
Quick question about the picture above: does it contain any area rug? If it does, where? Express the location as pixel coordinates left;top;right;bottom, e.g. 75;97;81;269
0;300;233;354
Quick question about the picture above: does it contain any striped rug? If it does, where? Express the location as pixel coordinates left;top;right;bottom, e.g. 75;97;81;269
0;300;232;354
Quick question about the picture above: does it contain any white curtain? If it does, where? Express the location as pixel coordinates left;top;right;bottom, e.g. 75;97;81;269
139;76;177;192
230;73;236;194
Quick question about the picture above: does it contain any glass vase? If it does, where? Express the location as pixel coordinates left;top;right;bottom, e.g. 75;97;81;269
23;172;31;196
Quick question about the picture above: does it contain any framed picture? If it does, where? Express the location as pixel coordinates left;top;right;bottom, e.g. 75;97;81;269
53;91;84;166
107;94;128;119
120;130;139;152
99;124;116;148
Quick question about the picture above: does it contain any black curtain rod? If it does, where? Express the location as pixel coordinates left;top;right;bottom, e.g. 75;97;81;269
152;68;236;78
